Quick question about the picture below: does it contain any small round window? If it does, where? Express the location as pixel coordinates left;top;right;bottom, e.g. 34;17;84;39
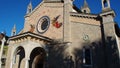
37;16;50;34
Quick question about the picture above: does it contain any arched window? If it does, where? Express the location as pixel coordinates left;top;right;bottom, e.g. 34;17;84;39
83;47;92;66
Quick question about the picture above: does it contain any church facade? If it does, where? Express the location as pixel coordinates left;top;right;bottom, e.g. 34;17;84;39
5;0;120;68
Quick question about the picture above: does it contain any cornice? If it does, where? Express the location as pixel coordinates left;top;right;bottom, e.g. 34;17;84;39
9;32;53;42
70;12;98;19
100;10;115;17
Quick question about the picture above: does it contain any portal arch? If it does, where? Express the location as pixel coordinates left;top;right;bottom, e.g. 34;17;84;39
12;46;25;68
29;47;46;68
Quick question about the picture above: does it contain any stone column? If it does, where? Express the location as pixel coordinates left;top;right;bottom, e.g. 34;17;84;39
63;0;72;42
0;37;6;68
101;0;104;9
10;59;13;68
107;0;110;8
25;58;29;68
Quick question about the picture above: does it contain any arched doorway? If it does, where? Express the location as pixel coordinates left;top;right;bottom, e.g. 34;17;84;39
29;47;46;68
13;46;25;68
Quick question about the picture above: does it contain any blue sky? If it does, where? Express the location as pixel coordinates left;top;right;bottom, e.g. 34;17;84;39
0;0;120;36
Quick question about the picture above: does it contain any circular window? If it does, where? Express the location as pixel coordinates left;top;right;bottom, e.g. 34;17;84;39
41;18;49;30
37;16;50;34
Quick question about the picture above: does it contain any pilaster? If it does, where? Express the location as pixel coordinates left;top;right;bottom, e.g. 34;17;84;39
63;0;73;42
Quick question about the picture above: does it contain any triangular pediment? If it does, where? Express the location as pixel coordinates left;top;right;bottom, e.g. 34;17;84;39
9;32;53;44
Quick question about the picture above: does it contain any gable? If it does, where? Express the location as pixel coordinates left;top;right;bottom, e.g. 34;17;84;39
23;2;64;39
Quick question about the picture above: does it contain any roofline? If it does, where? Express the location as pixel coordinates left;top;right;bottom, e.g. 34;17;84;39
43;0;64;3
70;12;98;19
100;10;115;17
9;32;53;42
24;1;44;18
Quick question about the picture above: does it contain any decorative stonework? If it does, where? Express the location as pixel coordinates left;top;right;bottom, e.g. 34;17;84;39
70;12;98;19
29;24;35;33
83;34;89;41
52;15;62;28
9;32;52;45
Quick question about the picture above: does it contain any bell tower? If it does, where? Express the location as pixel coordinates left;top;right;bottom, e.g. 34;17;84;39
11;24;16;36
100;0;115;24
81;0;91;13
100;0;115;37
26;1;32;14
102;0;111;12
100;0;119;67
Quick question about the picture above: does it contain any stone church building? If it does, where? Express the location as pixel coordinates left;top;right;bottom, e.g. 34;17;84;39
5;0;120;68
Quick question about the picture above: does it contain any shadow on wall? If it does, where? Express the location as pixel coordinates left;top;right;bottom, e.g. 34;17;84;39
74;37;119;68
46;40;70;68
46;37;120;68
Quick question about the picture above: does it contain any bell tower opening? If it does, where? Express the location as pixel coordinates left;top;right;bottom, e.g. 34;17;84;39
102;0;111;11
103;0;108;8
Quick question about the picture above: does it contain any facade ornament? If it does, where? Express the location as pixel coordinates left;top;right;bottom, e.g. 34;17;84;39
83;34;89;41
52;15;62;28
11;24;16;36
29;24;35;33
26;1;32;14
81;0;91;13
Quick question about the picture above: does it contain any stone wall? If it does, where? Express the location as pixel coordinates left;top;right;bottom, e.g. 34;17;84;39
24;3;64;39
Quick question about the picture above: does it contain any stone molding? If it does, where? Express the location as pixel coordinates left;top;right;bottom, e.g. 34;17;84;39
9;32;52;44
100;10;115;17
70;12;98;19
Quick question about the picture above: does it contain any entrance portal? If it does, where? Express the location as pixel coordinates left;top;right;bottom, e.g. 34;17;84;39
29;47;46;68
13;46;25;68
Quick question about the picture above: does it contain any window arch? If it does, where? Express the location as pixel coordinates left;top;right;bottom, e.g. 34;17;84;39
82;47;92;67
29;47;46;68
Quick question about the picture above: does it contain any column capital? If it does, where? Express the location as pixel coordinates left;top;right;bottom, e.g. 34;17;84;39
1;37;6;42
25;58;30;60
